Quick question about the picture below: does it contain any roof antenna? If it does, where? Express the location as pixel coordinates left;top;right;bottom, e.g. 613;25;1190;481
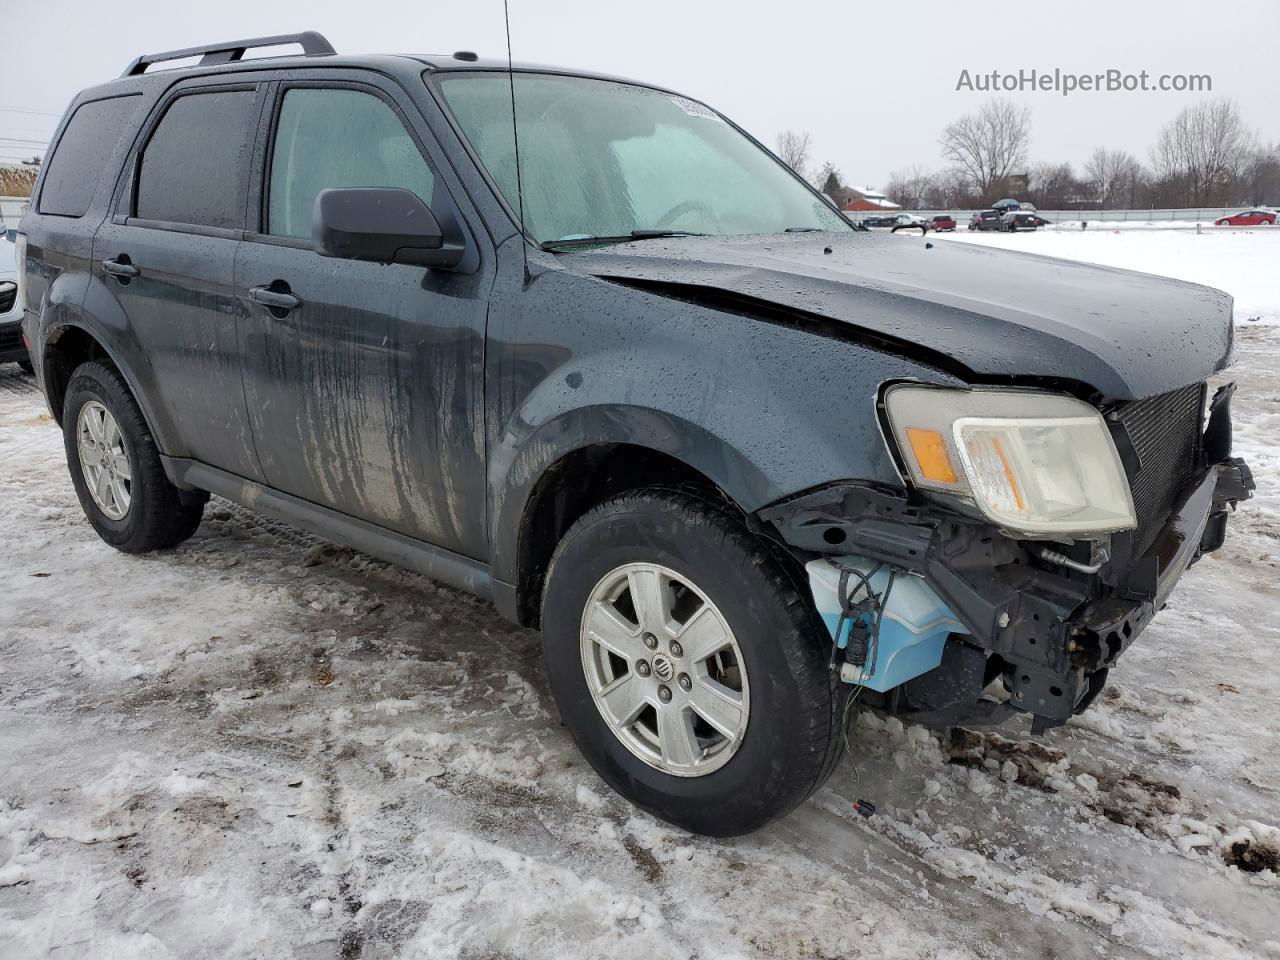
503;0;531;284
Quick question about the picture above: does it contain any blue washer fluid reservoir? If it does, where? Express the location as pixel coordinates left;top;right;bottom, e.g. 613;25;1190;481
806;556;968;693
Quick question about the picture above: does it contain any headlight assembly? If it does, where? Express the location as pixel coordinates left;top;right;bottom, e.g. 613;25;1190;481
883;385;1136;537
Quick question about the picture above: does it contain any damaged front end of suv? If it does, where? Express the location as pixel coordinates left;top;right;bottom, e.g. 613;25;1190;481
559;224;1256;743
763;378;1254;734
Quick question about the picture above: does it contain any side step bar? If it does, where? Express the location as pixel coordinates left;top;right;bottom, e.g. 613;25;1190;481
162;456;492;601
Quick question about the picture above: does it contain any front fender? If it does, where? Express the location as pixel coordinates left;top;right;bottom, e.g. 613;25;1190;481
484;256;968;587
487;402;775;584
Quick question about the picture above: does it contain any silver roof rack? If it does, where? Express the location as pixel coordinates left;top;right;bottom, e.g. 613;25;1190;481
122;31;336;77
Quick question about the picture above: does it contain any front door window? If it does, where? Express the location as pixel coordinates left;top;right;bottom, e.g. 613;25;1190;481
268;88;435;239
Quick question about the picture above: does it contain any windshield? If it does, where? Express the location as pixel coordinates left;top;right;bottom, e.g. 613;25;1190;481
436;72;850;245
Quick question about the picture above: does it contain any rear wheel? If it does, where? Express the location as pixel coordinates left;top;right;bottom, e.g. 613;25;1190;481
541;490;845;836
63;360;206;553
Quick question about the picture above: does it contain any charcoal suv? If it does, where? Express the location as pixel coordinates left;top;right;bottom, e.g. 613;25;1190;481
19;33;1253;836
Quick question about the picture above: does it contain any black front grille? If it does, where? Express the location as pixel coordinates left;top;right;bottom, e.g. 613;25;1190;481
0;283;15;314
0;327;20;352
1111;383;1205;556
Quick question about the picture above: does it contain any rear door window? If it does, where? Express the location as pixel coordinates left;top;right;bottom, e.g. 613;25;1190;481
135;89;259;229
38;95;142;218
266;88;435;239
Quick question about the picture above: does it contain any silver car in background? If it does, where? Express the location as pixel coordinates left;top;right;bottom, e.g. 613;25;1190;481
1;230;31;372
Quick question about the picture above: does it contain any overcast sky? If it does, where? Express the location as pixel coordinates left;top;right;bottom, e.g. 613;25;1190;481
4;0;1277;186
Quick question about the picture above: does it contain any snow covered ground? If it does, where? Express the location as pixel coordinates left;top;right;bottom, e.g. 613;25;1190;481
942;225;1279;326
1;229;1278;959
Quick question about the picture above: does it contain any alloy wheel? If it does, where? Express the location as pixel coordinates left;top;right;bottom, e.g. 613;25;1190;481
579;562;749;777
77;400;132;520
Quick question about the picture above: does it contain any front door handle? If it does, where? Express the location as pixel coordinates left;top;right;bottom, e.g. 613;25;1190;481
102;257;140;280
248;284;301;313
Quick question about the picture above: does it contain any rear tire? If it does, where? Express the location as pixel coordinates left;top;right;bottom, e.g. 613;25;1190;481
17;359;34;375
63;360;206;553
541;489;845;836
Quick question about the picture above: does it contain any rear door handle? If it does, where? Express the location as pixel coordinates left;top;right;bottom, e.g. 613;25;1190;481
102;257;140;279
248;285;301;312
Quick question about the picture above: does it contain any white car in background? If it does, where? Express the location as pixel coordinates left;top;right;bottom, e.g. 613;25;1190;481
1;230;32;373
890;213;929;234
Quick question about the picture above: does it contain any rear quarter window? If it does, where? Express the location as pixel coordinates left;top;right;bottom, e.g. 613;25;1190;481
38;95;142;218
135;89;259;229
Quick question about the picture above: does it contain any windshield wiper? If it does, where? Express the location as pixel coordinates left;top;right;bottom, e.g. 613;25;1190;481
540;230;704;251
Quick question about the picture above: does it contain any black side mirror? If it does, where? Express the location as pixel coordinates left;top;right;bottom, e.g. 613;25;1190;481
312;187;465;270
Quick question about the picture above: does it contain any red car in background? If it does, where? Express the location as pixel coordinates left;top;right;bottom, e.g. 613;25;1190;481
1215;209;1276;226
929;215;957;232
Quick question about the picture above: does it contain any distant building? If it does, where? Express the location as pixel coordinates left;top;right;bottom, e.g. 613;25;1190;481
840;186;901;212
1;163;39;198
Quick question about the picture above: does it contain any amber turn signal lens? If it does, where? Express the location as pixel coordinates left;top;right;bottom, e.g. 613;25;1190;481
905;427;957;485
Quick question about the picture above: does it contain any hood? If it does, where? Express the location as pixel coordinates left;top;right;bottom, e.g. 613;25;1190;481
557;232;1234;401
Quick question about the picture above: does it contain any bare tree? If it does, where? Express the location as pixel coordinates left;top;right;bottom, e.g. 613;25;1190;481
882;173;910;207
1237;142;1280;206
883;165;932;209
774;130;813;180
1151;99;1255;206
939;98;1031;199
923;168;972;208
1027;161;1087;209
1084;148;1144;209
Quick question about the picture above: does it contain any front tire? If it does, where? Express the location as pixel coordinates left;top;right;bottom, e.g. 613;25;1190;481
63;360;206;553
541;490;845;836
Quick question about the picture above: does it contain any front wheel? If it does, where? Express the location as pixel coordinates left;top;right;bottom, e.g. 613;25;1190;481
541;490;845;836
